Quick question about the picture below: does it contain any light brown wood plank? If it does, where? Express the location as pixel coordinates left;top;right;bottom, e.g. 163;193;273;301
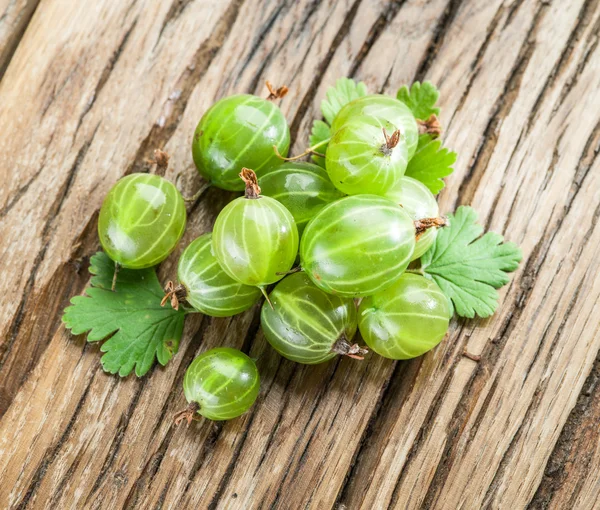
530;352;600;509
0;0;40;78
0;0;239;413
339;0;600;507
1;0;600;508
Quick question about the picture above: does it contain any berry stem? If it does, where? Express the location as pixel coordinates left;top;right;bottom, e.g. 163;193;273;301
174;401;201;427
259;286;274;310
240;168;261;199
111;263;120;292
274;137;330;161
265;81;289;100
275;266;303;276
331;334;369;360
414;217;448;238
417;114;442;138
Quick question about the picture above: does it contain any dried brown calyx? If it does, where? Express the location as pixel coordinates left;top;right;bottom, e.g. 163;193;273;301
145;149;170;175
266;81;289;100
174;401;201;427
414;217;448;238
380;128;402;156
240;168;261;199
331;335;369;360
153;149;170;171
417;114;442;137
161;281;187;310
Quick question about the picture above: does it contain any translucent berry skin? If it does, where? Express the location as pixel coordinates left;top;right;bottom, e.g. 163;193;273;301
261;272;357;364
384;176;439;260
177;233;262;317
326;117;408;196
359;273;450;360
192;95;290;191
183;347;260;421
98;173;186;269
213;195;299;287
331;94;419;159
259;162;343;236
300;195;415;297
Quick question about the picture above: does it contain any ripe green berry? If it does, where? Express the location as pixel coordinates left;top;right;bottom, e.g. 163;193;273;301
98;173;186;269
175;233;262;316
331;94;418;159
178;348;260;421
358;273;450;359
192;95;290;191
213;169;299;288
326;117;408;196
300;195;415;297
258;162;343;236
384;176;440;260
261;272;363;364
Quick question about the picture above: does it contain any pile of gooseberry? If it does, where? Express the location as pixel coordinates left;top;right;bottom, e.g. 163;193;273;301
97;84;450;422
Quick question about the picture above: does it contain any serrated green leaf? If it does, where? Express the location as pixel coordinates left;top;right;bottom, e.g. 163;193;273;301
405;134;456;194
62;252;185;377
309;120;331;168
421;206;522;318
397;81;440;120
321;78;368;125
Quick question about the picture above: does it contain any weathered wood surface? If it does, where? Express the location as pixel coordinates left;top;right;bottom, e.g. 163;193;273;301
1;0;599;508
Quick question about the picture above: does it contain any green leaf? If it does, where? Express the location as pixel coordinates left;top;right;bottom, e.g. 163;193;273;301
309;120;331;168
62;252;185;377
396;81;440;120
405;134;456;195
421;207;522;318
321;77;368;125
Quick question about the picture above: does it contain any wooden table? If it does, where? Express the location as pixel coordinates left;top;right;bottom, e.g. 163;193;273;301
1;0;599;508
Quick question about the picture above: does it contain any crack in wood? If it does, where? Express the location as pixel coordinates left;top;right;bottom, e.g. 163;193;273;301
529;335;600;508
124;0;245;177
413;0;464;83
155;0;195;47
0;0;41;80
526;0;600;134
446;2;507;134
74;17;139;140
456;2;549;209
120;315;212;508
14;365;100;509
83;380;148;503
288;0;364;143
0;124;99;376
2;0;600;507
347;0;407;79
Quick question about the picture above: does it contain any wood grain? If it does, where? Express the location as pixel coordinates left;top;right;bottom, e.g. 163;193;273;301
0;0;40;78
1;0;600;508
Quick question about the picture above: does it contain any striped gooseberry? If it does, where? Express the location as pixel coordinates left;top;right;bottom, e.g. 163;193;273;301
331;94;419;159
165;233;261;316
258;162;343;236
384;176;440;260
192;94;290;191
326;117;408;196
98;173;186;269
176;347;260;422
300;195;415;297
260;272;365;364
358;273;450;359
212;169;299;291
